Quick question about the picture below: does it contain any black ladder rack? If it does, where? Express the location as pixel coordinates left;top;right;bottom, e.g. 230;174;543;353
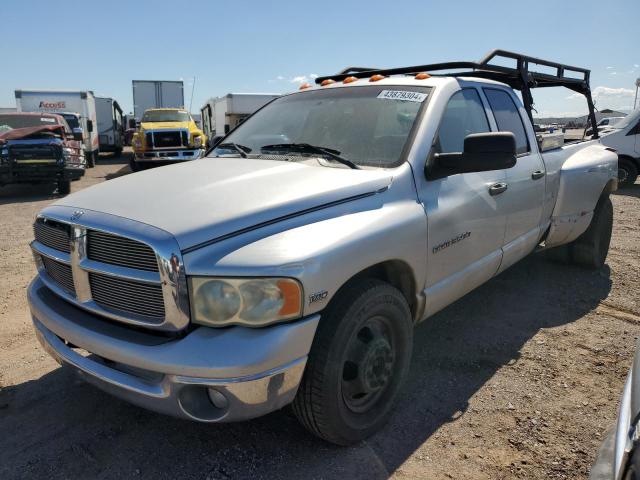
315;49;599;138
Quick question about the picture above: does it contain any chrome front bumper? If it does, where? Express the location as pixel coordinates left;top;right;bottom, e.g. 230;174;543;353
28;277;319;422
134;149;205;162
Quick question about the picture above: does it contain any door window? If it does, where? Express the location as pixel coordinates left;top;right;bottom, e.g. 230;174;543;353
437;89;490;153
484;89;529;154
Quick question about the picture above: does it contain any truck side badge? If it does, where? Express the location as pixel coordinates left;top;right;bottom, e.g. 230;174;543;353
309;291;328;304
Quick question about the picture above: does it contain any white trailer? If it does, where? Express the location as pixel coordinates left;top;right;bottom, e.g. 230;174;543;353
132;80;184;122
95;97;124;155
200;93;280;145
15;89;99;166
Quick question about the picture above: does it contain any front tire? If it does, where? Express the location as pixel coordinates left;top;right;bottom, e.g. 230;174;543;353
618;157;638;187
292;279;413;445
57;179;71;195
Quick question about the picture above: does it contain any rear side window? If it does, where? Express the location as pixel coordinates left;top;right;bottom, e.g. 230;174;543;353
484;89;529;154
437;89;490;153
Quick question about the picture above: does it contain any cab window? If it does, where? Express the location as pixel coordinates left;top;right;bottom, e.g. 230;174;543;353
437;89;490;153
484;89;529;154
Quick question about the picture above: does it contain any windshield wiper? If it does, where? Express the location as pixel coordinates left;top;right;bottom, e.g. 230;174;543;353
216;142;251;158
261;143;360;170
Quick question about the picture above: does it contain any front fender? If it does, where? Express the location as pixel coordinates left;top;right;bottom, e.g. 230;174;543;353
182;166;428;317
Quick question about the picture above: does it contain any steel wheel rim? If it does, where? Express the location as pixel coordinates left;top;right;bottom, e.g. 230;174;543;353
618;167;629;183
341;315;396;414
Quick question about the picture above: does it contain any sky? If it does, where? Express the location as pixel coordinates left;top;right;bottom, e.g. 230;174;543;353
2;0;638;118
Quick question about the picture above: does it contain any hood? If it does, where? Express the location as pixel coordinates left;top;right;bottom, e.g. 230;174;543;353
140;121;192;130
55;158;393;250
0;125;65;143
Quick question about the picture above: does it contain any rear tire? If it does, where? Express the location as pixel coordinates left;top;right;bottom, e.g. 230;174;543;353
618;157;638;187
57;179;71;195
570;196;613;269
292;279;413;445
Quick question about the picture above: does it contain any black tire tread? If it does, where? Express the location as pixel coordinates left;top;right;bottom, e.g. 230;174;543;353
619;157;638;187
571;196;613;269
292;278;411;445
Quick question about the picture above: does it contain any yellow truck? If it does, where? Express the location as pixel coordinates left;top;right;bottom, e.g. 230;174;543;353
131;108;206;170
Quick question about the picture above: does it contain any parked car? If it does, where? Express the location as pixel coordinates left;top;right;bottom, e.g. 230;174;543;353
27;50;617;445
130;108;206;170
591;341;640;480
0;112;85;193
599;109;640;186
15;89;99;167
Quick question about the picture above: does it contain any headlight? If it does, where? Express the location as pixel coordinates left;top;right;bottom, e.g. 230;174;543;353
189;277;303;327
193;135;203;148
62;147;74;158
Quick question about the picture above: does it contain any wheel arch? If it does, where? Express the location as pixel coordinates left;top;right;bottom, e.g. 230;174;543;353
327;260;421;322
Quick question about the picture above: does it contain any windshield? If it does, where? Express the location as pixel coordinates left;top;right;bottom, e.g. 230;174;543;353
208;86;431;168
0;114;61;131
611;110;639;130
142;110;191;123
60;114;80;129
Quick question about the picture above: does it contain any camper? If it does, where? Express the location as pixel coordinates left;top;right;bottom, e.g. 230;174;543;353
95;97;124;155
200;93;279;146
15;89;99;167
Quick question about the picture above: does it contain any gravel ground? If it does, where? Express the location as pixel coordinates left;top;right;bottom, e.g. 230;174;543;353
0;150;639;480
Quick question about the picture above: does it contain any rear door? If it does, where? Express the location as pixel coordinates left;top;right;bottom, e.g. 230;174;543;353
417;87;509;317
482;88;545;272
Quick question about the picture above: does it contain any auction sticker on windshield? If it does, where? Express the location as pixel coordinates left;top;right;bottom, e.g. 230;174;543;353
377;90;428;102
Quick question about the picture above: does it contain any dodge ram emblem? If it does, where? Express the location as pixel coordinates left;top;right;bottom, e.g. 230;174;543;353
70;210;84;221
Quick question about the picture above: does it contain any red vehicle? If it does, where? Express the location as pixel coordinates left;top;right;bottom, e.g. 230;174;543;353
0;112;85;194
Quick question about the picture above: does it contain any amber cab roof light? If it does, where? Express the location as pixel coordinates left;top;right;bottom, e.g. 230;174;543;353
321;79;336;86
343;76;358;84
299;82;312;90
415;73;431;80
369;74;386;82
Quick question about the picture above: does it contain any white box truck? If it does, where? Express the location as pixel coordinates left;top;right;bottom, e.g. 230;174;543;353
15;89;99;167
132;80;184;122
200;93;280;146
95;97;124;155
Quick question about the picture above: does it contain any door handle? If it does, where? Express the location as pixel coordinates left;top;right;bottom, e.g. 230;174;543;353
489;182;508;196
531;170;546;180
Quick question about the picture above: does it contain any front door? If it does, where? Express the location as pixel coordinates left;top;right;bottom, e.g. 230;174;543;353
416;88;509;317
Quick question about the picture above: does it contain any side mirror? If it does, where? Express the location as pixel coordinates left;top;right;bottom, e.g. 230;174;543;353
432;132;516;177
72;127;84;141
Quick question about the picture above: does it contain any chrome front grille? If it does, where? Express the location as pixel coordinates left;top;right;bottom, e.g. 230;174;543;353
89;273;165;320
30;209;190;332
148;129;188;149
41;256;75;295
87;230;158;272
34;219;71;253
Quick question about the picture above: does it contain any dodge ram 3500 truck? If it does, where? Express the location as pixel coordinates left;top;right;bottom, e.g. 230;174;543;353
0;112;85;194
28;51;617;445
130;108;206;171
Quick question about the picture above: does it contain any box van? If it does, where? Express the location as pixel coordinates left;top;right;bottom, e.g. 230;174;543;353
15;89;99;167
95;97;124;155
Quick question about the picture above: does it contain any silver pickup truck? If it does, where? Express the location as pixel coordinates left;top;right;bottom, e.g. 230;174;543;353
28;51;618;445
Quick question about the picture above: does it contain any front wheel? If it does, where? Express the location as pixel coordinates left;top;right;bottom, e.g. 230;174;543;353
618;157;638;187
292;279;413;445
57;179;71;195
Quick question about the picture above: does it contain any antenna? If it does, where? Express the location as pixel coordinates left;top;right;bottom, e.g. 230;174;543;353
189;76;196;113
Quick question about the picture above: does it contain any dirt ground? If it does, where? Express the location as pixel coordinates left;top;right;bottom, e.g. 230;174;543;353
1;149;639;480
